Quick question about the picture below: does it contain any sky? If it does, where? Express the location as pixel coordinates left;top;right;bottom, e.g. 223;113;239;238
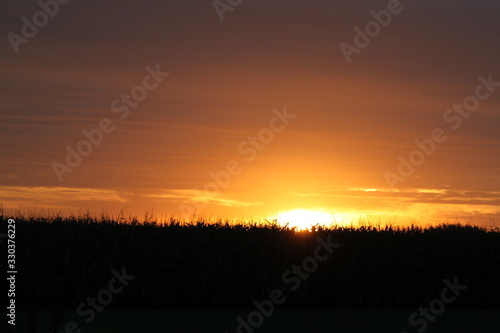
1;0;499;226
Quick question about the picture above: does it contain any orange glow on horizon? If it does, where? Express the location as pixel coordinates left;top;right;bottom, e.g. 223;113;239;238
273;209;334;230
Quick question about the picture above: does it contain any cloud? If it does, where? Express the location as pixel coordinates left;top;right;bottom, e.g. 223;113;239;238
0;186;131;206
145;190;262;208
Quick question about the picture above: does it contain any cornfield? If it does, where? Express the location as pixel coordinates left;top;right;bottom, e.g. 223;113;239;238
7;215;500;311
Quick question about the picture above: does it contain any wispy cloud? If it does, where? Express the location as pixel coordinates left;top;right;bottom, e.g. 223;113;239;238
289;187;500;207
145;190;262;208
0;186;131;204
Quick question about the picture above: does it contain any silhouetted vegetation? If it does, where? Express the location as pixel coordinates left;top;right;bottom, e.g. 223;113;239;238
7;215;500;311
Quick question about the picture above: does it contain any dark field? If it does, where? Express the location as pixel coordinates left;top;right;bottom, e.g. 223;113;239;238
12;309;500;333
4;216;500;332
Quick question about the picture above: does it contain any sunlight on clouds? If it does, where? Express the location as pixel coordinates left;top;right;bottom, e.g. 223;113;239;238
145;190;262;208
0;186;131;204
276;187;500;226
414;189;448;194
346;187;380;192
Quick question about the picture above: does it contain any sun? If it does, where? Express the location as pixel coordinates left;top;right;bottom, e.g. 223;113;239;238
274;209;334;230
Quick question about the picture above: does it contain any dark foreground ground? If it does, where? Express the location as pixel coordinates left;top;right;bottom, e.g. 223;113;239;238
3;216;500;332
10;309;500;333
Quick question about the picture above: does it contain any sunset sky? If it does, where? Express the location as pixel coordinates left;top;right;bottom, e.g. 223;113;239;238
1;0;499;226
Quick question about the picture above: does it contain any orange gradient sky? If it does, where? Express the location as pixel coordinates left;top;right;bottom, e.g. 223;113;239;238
1;1;499;226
